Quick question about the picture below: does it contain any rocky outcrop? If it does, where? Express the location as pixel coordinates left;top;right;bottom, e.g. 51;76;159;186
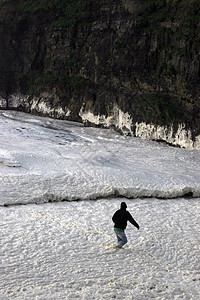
0;0;200;149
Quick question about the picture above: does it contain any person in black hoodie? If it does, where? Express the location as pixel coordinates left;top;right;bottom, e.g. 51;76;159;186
112;202;140;248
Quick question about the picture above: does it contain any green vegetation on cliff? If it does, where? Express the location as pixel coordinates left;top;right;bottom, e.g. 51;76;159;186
18;72;90;96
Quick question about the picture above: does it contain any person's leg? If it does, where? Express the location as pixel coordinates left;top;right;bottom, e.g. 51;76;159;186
115;231;127;248
114;231;121;245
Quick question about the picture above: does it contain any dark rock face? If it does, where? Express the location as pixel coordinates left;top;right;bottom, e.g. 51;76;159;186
0;0;200;148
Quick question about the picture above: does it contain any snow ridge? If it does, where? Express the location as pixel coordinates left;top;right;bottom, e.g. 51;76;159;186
1;185;199;207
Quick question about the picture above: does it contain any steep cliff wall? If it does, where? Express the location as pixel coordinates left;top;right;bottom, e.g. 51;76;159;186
0;0;200;149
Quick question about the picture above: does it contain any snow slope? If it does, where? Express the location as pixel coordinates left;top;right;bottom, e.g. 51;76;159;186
0;111;200;299
0;111;200;206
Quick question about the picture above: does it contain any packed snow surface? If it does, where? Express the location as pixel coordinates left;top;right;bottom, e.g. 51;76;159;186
0;199;200;299
0;111;200;206
0;111;200;299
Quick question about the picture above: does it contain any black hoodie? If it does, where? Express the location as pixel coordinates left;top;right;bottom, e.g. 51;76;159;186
112;202;139;230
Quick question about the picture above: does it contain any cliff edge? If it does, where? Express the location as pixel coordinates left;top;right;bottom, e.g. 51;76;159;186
0;0;200;149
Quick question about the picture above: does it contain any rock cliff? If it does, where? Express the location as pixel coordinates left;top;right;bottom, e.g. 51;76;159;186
0;0;200;149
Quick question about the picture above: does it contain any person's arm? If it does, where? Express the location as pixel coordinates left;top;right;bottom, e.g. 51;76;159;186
128;212;140;230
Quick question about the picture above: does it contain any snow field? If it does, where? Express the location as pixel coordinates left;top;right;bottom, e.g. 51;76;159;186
0;110;200;299
0;198;199;299
0;111;200;206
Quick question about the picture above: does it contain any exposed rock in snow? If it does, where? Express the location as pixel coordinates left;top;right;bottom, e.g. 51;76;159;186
0;96;7;108
7;93;29;109
79;105;200;150
79;104;133;135
30;97;70;118
135;122;200;150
